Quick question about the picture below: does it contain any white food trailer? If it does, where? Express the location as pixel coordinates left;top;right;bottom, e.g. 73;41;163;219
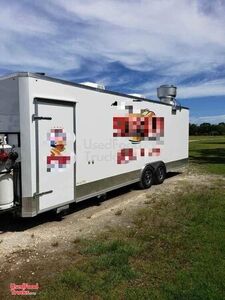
0;72;189;217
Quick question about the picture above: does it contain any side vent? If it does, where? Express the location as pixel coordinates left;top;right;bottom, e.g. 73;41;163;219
128;93;146;99
81;82;105;90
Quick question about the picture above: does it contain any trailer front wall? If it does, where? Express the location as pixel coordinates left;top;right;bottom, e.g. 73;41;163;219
0;77;19;132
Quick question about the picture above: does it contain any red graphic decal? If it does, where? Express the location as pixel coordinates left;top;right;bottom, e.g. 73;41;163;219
113;112;164;142
117;148;137;164
47;128;71;172
117;148;160;164
113;107;164;164
47;156;70;165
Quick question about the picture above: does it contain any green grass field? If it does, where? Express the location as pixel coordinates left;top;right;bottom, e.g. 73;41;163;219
38;189;225;300
189;135;225;175
34;137;225;300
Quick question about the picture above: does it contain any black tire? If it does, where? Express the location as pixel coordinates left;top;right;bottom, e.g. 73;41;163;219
154;164;166;184
97;193;107;202
139;166;154;189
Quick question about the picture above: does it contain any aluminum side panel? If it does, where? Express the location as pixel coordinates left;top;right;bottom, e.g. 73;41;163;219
25;78;189;212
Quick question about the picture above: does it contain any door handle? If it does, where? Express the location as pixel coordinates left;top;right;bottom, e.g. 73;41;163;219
32;114;52;121
33;190;53;198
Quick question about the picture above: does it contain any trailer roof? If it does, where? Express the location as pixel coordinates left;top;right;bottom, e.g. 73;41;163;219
0;72;189;110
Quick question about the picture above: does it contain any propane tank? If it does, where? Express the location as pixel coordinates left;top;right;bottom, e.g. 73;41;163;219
0;136;14;210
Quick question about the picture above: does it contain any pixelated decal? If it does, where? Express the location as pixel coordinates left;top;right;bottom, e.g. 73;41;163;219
113;105;164;164
117;148;160;164
47;128;71;172
113;110;164;142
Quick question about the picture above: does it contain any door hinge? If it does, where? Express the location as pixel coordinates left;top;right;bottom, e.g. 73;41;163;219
32;114;52;121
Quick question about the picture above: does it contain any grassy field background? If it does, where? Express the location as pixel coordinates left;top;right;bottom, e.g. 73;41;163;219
189;135;225;175
33;136;225;300
39;189;225;300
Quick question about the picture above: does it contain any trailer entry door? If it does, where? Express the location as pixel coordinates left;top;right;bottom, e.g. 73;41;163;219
34;99;75;212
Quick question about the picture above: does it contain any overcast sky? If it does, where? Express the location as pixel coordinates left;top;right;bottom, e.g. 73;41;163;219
0;0;225;123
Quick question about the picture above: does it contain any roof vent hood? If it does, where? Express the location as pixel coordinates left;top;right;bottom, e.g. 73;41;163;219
81;82;105;90
157;85;177;105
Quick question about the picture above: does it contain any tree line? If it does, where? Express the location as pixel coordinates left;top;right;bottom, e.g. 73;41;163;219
189;122;225;135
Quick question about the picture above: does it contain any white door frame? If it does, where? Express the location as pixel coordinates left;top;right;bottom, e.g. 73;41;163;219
34;97;76;213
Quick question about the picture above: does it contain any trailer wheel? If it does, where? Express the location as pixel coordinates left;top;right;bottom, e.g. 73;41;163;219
139;166;154;189
154;164;166;184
